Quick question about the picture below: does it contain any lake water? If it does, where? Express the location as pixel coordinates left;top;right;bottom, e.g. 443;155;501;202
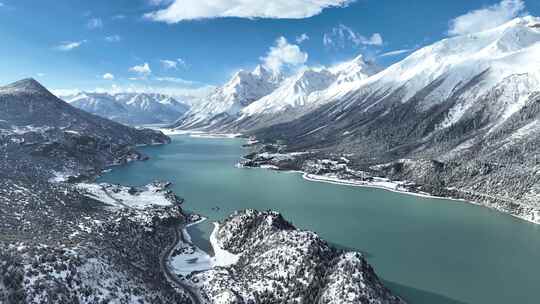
99;135;540;304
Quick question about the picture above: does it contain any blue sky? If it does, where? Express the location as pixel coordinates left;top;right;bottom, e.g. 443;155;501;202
1;0;539;94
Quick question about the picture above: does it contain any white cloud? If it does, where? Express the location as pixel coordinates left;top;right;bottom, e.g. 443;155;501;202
160;58;187;70
155;77;198;85
261;37;308;73
296;33;310;44
36;73;46;77
448;0;525;36
379;49;412;57
144;0;352;23
87;18;103;29
129;63;152;76
323;24;383;49
160;59;177;70
105;35;121;42
177;58;187;68
56;40;86;51
103;73;115;80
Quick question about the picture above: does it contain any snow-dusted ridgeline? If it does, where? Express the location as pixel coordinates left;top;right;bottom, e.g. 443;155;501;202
62;92;189;125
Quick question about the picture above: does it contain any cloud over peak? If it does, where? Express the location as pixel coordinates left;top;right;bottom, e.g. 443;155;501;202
261;36;308;73
448;0;526;36
145;0;352;23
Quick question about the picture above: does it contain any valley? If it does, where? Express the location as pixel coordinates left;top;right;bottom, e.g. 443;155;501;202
100;135;540;304
2;2;540;303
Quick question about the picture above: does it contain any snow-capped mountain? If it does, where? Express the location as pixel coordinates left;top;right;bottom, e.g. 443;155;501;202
228;55;380;130
173;56;379;132
172;65;282;129
64;92;189;126
253;16;540;223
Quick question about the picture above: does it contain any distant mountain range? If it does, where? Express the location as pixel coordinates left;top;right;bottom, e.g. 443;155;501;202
61;92;190;126
172;57;380;131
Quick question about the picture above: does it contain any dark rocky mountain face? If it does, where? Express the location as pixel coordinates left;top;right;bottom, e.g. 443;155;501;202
0;79;191;303
251;70;540;223
243;18;540;223
0;78;170;179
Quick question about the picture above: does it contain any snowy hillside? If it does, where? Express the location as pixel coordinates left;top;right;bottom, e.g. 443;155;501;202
190;210;405;304
231;55;380;130
172;65;282;129
64;92;189;125
253;16;540;225
173;55;379;132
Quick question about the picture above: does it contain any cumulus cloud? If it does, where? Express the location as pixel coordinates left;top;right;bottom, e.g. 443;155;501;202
105;35;121;42
323;24;383;49
448;0;525;36
144;0;352;23
296;33;310;44
129;63;152;76
103;73;115;80
87;18;103;29
261;37;308;73
55;40;86;51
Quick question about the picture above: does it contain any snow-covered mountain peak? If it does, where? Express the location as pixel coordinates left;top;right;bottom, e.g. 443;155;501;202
0;78;51;95
252;64;272;78
240;67;338;117
330;55;381;85
63;92;189;125
355;15;540;106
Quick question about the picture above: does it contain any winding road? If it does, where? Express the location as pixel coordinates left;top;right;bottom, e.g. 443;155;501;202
160;222;203;304
97;185;203;303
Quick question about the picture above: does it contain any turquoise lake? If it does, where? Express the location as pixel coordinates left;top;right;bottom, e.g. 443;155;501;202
99;135;540;304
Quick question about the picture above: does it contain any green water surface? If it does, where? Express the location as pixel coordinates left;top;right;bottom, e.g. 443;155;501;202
99;135;540;304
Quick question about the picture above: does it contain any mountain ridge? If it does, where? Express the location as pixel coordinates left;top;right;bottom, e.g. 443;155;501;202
63;91;190;126
245;16;540;224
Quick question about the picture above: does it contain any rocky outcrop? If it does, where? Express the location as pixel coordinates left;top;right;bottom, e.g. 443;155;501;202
191;210;405;304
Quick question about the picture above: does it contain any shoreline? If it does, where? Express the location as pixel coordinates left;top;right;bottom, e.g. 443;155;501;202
156;128;241;139
239;163;539;225
302;173;540;225
302;173;462;202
